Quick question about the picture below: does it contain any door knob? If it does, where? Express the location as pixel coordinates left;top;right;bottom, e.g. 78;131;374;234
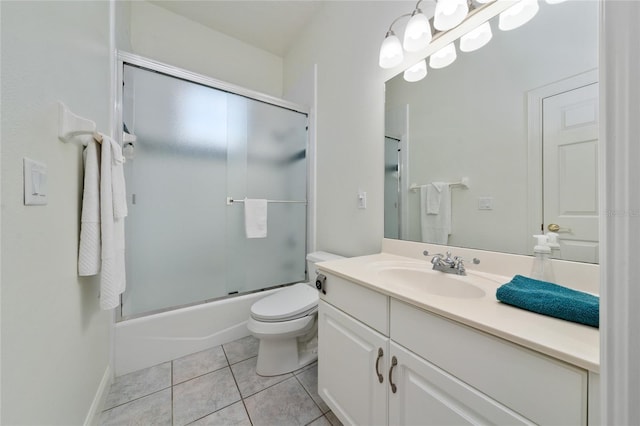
547;223;572;233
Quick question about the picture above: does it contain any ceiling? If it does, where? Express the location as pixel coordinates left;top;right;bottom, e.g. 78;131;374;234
149;1;325;57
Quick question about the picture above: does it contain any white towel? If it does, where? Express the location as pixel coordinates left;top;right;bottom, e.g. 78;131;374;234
100;134;128;310
78;140;101;276
244;198;267;238
420;182;451;244
425;183;442;214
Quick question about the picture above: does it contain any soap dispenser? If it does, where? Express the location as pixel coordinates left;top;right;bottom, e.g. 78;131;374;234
546;231;561;258
531;235;555;282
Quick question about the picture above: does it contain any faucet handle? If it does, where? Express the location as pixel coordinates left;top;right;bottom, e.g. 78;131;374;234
454;256;481;266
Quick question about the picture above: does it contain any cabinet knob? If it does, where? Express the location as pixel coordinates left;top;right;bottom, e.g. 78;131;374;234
375;348;384;383
389;356;398;394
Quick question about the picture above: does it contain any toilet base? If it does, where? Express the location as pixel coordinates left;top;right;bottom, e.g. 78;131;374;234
254;320;318;377
255;337;317;376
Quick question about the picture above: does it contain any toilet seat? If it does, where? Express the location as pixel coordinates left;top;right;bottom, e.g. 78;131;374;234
250;283;318;322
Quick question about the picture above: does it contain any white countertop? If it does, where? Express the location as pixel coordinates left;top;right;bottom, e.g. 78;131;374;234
317;252;599;373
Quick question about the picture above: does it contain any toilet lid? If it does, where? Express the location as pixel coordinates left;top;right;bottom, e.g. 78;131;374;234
251;283;319;322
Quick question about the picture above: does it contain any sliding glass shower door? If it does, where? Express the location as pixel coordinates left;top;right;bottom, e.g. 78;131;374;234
121;64;308;318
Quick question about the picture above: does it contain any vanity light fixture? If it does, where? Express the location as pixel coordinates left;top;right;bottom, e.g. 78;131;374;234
434;0;469;31
380;0;547;83
429;43;457;69
378;0;481;76
459;21;493;52
403;59;428;82
498;0;540;31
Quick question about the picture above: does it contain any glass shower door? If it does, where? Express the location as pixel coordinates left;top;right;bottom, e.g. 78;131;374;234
121;64;307;318
225;96;308;295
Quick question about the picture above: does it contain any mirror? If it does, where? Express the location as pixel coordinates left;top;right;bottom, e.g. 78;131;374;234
384;0;599;263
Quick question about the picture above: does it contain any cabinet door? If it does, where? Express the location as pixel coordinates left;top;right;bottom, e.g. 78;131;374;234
388;342;533;426
318;301;388;426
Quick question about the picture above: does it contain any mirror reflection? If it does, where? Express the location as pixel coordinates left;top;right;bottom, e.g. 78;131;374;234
384;0;599;263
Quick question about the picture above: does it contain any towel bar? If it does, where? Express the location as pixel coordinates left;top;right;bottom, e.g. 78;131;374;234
226;197;307;205
409;177;470;192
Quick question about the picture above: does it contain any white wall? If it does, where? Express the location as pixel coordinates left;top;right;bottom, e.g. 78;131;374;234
129;1;284;97
385;0;598;255
283;1;414;257
1;2;112;424
601;2;640;423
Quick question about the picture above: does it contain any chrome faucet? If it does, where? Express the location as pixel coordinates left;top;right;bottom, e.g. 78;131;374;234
430;251;480;275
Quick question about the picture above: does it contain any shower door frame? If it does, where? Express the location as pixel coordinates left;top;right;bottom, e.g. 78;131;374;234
113;51;311;321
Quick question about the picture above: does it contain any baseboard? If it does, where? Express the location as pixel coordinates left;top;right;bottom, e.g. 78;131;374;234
83;365;113;426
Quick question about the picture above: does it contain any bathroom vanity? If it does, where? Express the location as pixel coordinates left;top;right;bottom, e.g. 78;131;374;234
316;241;600;425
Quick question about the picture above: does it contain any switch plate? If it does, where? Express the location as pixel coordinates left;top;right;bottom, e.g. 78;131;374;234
24;157;48;205
357;190;367;209
478;197;493;210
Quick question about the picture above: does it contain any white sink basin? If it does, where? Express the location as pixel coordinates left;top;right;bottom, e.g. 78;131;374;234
369;261;487;299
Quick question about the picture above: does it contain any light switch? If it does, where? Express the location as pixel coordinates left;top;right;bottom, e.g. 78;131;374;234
357;190;367;209
24;157;48;205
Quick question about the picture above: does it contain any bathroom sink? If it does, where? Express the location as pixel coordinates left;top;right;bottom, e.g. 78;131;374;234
369;262;486;299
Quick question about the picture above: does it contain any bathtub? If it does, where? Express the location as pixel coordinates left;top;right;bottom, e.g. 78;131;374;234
114;288;279;376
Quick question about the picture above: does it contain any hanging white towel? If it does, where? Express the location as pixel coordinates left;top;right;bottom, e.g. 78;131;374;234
244;198;268;238
420;182;451;244
425;183;442;214
78;139;101;276
99;134;128;310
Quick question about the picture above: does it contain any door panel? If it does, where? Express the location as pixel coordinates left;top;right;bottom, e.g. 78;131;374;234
388;342;532;426
318;301;388;426
543;83;599;263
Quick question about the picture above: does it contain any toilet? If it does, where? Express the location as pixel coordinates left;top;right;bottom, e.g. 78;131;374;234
247;251;344;376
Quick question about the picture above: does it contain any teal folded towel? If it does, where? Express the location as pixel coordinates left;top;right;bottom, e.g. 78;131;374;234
496;275;599;328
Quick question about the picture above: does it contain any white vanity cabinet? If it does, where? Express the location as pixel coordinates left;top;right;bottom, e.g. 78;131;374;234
388;341;532;425
318;272;596;426
317;273;389;425
318;301;388;425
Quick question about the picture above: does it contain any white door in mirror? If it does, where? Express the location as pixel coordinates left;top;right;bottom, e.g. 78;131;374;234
543;83;599;263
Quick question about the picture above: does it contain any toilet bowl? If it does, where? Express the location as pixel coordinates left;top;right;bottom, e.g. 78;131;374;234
247;251;344;376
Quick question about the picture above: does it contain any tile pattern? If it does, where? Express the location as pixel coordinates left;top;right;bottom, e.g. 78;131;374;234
98;335;343;426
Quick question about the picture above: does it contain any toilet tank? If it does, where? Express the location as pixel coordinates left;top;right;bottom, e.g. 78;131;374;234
306;251;344;280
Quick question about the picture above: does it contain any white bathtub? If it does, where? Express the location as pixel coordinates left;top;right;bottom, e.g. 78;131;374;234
114;288;279;376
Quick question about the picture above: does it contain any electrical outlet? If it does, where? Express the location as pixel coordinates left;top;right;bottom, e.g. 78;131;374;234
478;197;493;210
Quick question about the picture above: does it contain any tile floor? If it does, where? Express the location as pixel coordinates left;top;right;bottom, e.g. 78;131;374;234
99;335;342;426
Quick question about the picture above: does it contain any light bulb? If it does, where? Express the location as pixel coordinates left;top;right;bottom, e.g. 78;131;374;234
460;21;493;52
434;0;469;31
403;11;432;52
429;43;457;69
499;0;540;31
379;31;404;69
403;60;427;82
